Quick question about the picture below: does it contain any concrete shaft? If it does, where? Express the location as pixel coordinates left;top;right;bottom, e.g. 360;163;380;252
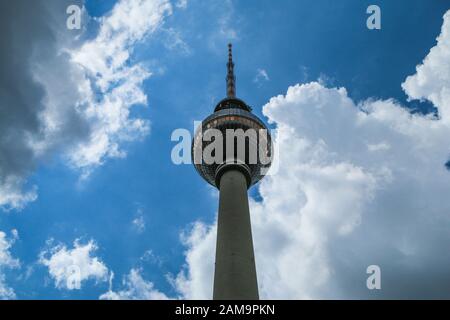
213;169;259;300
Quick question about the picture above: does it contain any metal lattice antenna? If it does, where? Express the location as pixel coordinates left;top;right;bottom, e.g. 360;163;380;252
226;43;236;98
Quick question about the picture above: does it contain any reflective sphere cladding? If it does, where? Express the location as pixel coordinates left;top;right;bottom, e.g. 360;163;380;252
191;98;273;188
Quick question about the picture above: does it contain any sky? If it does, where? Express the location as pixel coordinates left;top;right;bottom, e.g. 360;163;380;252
0;0;450;299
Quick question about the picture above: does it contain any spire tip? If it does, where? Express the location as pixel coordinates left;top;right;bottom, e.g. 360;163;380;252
226;43;236;98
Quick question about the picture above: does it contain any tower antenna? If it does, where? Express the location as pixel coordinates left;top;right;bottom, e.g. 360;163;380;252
226;43;236;98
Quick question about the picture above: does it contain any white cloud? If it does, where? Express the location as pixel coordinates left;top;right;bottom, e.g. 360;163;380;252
218;0;238;41
132;208;146;233
367;142;390;152
402;10;450;122
0;230;20;299
64;0;172;176
174;10;450;299
160;27;191;55
176;0;188;9
254;68;270;82
0;177;37;212
254;69;270;86
172;222;216;299
39;239;108;290
1;0;173;210
207;0;240;51
140;250;162;266
100;269;168;300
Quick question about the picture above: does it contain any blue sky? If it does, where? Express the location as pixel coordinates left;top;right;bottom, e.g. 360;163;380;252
1;0;450;299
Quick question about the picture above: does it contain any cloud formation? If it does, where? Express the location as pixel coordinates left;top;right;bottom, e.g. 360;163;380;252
402;10;450;120
254;68;270;85
174;10;450;299
66;0;172;175
100;269;168;300
132;208;146;233
39;239;108;290
0;0;172;210
0;0;73;211
0;230;20;299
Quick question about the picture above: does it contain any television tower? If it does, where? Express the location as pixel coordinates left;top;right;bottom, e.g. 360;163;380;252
191;44;273;300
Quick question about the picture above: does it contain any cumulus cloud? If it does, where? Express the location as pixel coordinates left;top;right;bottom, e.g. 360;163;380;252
174;10;450;299
402;10;450;121
0;0;76;211
39;239;108;290
0;230;20;299
173;222;216;299
100;269;168;300
66;0;172;176
0;0;172;210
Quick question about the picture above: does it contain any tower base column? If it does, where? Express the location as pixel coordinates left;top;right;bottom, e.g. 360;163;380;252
213;169;259;300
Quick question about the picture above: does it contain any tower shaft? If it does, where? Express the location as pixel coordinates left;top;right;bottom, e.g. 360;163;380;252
213;169;259;300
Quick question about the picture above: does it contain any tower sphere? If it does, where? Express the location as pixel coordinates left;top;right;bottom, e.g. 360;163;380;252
191;44;273;188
